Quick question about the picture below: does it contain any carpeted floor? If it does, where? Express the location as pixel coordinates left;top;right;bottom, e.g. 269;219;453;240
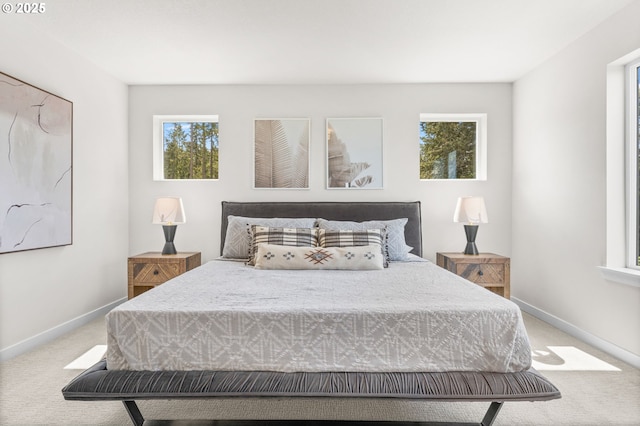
0;312;638;425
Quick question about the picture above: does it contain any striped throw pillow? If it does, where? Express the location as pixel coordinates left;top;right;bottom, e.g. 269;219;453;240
248;225;318;265
317;228;388;267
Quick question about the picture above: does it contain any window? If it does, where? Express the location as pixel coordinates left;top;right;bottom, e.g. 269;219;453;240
601;51;640;284
419;113;487;180
153;115;219;180
627;59;640;268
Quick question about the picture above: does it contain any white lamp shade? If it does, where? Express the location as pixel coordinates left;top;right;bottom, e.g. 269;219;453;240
152;197;186;224
453;196;488;224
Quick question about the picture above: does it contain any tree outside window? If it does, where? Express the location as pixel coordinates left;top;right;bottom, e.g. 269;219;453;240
419;113;487;180
153;115;219;180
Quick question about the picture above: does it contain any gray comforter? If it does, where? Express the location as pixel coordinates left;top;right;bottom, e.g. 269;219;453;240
106;258;531;373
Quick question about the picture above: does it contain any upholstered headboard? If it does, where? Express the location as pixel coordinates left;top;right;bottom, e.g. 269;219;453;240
221;201;422;257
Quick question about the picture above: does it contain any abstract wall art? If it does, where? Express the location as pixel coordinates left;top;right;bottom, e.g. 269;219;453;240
0;72;73;254
254;118;310;189
326;117;383;189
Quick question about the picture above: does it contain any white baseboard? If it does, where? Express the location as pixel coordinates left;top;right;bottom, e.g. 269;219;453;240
512;297;640;369
0;298;126;362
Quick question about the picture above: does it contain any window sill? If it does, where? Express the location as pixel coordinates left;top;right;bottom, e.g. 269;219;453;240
598;266;640;288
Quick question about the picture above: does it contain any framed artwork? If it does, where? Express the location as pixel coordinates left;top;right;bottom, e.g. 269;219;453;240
254;118;310;189
0;72;73;254
326;117;383;189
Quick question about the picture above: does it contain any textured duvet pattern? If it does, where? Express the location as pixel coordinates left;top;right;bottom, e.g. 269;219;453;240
106;259;532;373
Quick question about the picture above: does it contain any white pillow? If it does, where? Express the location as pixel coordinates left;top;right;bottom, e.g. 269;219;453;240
254;244;384;270
222;216;316;259
315;218;412;261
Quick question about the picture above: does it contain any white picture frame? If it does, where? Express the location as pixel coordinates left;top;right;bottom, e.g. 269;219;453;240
326;117;383;189
253;118;310;189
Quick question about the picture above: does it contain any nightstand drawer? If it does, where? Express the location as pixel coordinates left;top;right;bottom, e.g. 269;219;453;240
131;263;181;284
127;252;201;299
456;263;505;285
436;252;510;299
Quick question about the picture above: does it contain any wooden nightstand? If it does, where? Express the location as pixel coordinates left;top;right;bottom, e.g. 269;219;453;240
127;252;201;299
436;252;510;299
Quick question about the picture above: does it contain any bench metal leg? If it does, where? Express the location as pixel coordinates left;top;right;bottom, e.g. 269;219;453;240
480;401;503;426
123;400;145;426
118;399;504;426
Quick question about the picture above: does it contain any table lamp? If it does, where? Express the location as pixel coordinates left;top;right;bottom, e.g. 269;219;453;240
152;197;186;255
453;196;488;255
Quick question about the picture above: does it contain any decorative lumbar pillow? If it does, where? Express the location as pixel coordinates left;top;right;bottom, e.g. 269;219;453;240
248;225;318;265
254;244;384;270
223;216;316;259
317;228;388;267
316;218;412;261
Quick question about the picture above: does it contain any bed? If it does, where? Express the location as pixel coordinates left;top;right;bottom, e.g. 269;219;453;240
62;201;560;426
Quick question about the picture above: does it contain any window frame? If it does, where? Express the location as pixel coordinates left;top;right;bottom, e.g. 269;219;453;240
418;113;487;181
152;115;219;181
626;59;640;269
600;50;640;287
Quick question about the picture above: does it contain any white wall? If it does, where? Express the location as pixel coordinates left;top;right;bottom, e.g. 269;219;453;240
0;19;129;356
3;3;637;366
512;0;640;357
128;84;513;263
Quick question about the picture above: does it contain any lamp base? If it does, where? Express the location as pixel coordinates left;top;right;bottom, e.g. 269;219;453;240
161;225;178;255
462;224;480;255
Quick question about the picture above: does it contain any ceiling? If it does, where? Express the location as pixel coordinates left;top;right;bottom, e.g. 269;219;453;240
20;0;635;85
